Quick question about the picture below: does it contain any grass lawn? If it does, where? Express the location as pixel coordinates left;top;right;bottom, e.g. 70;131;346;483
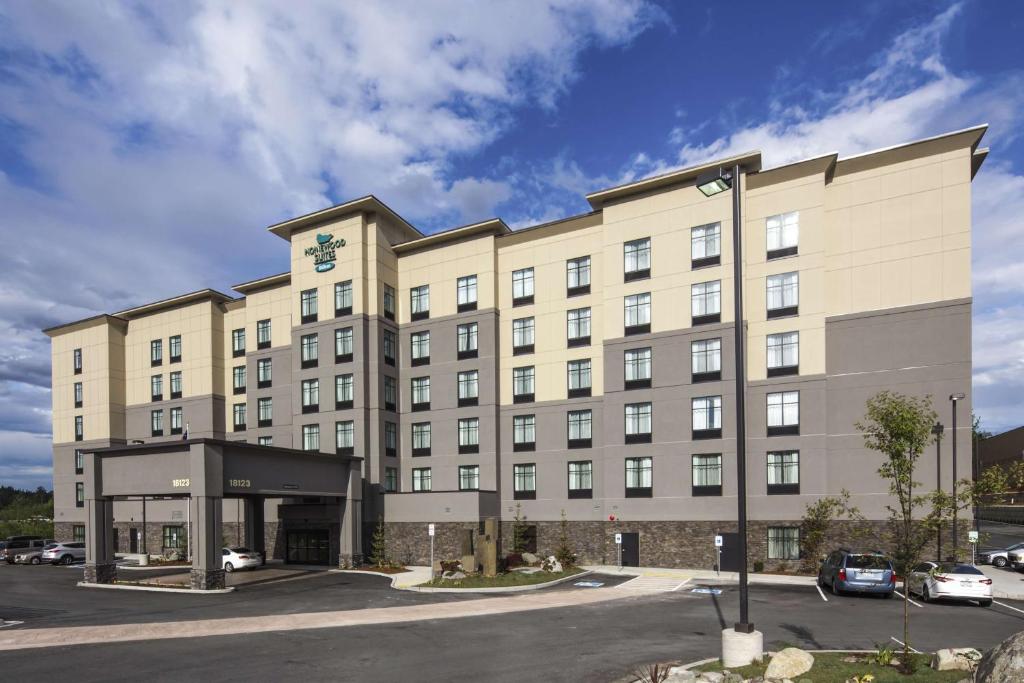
419;567;584;588
698;652;966;682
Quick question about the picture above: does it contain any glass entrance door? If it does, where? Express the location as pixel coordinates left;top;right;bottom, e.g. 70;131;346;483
286;530;330;565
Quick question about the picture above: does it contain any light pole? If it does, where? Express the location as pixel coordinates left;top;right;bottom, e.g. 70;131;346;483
697;165;751;635
932;422;944;560
950;393;965;560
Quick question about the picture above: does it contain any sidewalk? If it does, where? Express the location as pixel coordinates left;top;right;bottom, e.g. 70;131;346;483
980;565;1024;600
582;564;816;587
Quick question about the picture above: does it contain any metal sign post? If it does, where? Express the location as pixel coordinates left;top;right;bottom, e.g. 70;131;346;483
969;530;979;565
428;523;435;579
615;533;622;569
715;534;723;576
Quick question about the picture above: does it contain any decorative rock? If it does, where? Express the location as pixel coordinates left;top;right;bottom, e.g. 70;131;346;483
663;668;696;683
541;555;563;572
522;552;539;564
721;672;743;683
697;672;723;683
441;571;466;580
975;631;1024;682
763;648;814;680
932;648;982;672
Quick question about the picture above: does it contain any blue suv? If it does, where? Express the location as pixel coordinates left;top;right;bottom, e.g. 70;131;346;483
818;549;895;598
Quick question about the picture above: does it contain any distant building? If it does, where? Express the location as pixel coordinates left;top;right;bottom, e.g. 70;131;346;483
978;426;1024;473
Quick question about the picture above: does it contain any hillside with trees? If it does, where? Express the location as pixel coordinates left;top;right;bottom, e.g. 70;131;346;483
0;486;54;538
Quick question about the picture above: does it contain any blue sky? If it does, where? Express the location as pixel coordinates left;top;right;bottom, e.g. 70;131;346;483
1;0;1023;489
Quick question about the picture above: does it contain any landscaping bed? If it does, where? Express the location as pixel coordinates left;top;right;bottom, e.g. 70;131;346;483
694;652;966;682
419;567;584;588
352;564;410;575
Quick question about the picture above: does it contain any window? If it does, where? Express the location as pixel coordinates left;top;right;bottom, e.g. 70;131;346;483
567;256;591;296
412;467;432;492
335;374;354;410
76;482;84;508
335;280;353;316
567;307;591;347
692;454;722;496
512;366;535;403
691;280;721;325
767;272;799;318
302;424;320;452
73;524;85;542
457;275;478;312
300;288;318;324
232;328;245;357
625;456;652;497
75;415;83;441
383;376;397;411
383;284;396;320
335;327;353;363
232;366;246;394
169;335;182;363
170;370;182;398
624;347;652;389
151;375;163;401
691;338;722;382
458;418;479;454
691;222;721;268
568;461;592;498
767;332;799;376
384;467;398;492
412;422;431;456
411;376;430;410
512;317;535;354
766;211;799;259
385;421;398;456
624;237;651;281
73;348;82;374
257;397;273;427
567;359;592;398
459;465;480;491
512;267;534;306
568;409;592;448
233;403;246;431
257;436;273;447
767;391;800;435
74;449;84;475
625;402;652;443
335;420;354;455
457;322;478;359
257;319;271;349
513;463;536;499
513;415;536;451
256;359;272;388
411;331;430;366
458;370;479;406
170;407;183;435
301;379;319;413
410;285;430;320
151;409;164;437
150;339;163;366
768;527;800;560
162;525;185;550
383;330;396;366
301;333;319;368
692;396;722;439
624;293;651;335
768;451;800;494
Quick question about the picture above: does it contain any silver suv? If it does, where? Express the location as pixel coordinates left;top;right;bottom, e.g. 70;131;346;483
1;537;50;564
42;542;87;565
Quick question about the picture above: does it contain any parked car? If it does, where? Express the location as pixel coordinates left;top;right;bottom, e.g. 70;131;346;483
818;549;896;597
41;541;87;565
906;562;992;606
979;542;1024;568
15;543;58;565
1;537;50;564
1008;548;1024;570
222;547;261;572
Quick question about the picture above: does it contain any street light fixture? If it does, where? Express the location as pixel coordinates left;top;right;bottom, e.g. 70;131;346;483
932;422;944;560
950;393;966;560
696;167;733;197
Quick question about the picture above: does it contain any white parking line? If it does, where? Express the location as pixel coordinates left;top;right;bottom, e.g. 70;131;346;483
815;585;828;602
893;590;923;608
671;578;692;592
890;636;922;654
994;600;1024;615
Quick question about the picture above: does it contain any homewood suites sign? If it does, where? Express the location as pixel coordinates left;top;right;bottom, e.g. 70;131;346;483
305;233;346;272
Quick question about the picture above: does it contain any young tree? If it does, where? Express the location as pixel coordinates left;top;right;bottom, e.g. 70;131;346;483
369;515;389;568
554;509;577;568
799;489;865;573
511;502;528;554
856;391;937;669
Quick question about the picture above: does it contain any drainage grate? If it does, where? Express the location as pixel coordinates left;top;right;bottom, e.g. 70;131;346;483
0;605;67;621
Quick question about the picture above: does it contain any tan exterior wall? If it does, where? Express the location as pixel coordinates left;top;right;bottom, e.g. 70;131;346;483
397;233;497;323
289;213;366;321
51;321;125;443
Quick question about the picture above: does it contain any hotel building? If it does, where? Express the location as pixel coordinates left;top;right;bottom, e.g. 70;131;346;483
45;126;986;569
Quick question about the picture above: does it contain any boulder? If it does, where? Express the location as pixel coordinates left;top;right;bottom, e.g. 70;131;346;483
522;552;539;564
932;648;981;672
721;672;743;683
764;648;813;680
541;555;563;572
696;672;723;683
663;668;696;683
976;631;1024;682
441;571;466;580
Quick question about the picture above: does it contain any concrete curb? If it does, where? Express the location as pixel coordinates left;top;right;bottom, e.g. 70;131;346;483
400;569;592;593
678;650;894;671
76;581;235;595
332;569;410;589
116;564;191;572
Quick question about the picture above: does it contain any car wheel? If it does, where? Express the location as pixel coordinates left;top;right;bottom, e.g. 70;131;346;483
62;555;74;566
30;557;40;565
831;579;842;596
979;599;992;607
883;591;894;599
922;585;931;603
995;557;1008;568
224;562;234;573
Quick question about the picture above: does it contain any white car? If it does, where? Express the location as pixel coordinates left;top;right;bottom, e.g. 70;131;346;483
41;541;86;565
222;547;262;572
906;561;992;606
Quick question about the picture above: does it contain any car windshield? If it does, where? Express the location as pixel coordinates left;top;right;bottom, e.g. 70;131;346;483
847;555;891;569
44;544;58;549
938;563;983;575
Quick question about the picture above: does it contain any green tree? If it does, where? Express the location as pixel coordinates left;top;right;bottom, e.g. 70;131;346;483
511;502;527;554
554;509;576;568
799;489;864;573
369;515;389;568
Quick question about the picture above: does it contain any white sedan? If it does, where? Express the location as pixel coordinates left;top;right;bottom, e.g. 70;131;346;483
222;547;262;572
906;561;992;606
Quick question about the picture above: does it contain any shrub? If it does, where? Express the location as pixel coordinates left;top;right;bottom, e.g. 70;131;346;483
554;509;577;568
753;560;764;573
505;552;524;569
440;559;463;573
